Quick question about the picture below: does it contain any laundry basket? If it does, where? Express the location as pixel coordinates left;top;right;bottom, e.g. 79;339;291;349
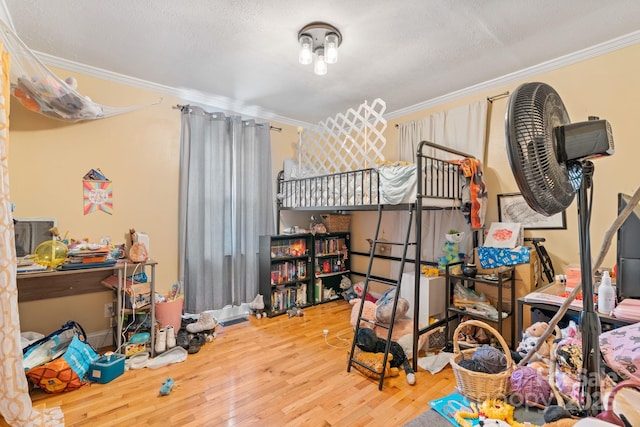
450;319;515;402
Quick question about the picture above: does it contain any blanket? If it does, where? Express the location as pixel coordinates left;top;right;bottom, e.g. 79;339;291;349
453;158;487;230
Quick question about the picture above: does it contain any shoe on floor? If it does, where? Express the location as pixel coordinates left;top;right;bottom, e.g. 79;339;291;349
187;334;206;354
186;312;218;333
176;328;189;349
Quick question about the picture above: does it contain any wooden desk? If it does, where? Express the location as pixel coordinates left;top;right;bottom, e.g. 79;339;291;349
17;260;158;355
17;265;117;302
517;282;632;338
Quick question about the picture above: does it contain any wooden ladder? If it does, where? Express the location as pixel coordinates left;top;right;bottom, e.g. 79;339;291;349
346;204;415;390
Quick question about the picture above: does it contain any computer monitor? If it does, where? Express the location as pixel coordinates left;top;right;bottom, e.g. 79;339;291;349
617;193;640;299
13;218;57;257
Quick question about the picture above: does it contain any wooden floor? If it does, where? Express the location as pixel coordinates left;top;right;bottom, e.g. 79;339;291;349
3;300;457;427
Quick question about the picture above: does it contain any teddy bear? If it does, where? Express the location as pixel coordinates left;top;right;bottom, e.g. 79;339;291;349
523;321;550;341
351;347;399;380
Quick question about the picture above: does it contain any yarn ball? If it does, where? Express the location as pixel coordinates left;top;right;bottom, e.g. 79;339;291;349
510;366;552;405
458;359;490;373
472;345;507;374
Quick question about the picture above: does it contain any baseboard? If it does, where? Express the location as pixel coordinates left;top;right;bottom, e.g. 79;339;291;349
87;328;114;350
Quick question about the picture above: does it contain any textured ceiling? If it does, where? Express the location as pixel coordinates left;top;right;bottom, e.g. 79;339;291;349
3;0;640;126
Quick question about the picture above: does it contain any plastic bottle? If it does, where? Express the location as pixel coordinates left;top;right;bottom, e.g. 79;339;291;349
598;270;615;315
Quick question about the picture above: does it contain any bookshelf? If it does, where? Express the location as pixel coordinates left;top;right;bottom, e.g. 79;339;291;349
313;232;350;304
259;234;313;317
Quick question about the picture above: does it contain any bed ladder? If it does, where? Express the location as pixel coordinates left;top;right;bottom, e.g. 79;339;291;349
347;203;415;390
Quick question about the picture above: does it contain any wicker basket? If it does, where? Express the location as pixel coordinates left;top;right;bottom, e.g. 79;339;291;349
450;319;515;402
320;214;351;232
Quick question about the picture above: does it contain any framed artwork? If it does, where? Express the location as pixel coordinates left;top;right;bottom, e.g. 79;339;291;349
497;193;566;230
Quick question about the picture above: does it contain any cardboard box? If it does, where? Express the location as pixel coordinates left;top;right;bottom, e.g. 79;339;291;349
125;282;151;309
474;248;541;302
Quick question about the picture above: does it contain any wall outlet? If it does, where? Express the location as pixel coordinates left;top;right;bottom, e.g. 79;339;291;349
104;303;114;318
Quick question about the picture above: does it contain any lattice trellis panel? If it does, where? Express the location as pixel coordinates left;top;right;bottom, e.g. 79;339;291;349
298;99;387;176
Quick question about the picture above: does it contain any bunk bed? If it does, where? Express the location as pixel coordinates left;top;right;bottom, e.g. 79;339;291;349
277;143;464;212
276;140;482;370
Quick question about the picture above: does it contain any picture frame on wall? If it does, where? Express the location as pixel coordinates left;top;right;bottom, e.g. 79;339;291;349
497;192;567;230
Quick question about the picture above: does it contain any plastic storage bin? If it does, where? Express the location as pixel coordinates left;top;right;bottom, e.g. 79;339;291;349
88;353;125;384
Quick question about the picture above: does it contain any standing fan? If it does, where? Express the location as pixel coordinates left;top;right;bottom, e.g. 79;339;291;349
505;82;614;415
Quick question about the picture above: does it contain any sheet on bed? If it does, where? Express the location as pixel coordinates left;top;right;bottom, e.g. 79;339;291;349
278;162;462;208
378;163;417;204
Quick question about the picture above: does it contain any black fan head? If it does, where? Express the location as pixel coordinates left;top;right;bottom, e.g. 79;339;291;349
505;82;576;216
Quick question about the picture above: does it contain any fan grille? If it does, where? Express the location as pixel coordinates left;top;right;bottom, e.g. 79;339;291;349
505;82;576;216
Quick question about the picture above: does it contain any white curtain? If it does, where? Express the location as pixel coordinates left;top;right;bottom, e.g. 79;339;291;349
178;106;275;314
395;100;488;264
0;43;64;426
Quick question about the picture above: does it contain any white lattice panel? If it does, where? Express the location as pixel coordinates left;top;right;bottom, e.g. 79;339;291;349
299;99;387;176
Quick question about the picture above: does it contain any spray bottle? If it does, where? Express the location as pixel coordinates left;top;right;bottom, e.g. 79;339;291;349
598;270;615;315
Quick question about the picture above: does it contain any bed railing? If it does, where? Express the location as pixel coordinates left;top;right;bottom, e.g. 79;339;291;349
276;140;474;210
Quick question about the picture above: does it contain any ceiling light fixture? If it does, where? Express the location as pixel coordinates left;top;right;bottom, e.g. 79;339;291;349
298;22;342;76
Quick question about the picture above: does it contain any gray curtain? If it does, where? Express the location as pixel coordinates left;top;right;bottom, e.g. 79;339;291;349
178;106;275;313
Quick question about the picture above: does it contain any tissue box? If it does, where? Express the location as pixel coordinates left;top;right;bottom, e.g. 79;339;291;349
88;354;125;384
477;246;531;269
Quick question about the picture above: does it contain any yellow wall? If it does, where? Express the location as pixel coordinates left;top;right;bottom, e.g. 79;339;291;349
11;44;640;335
375;43;640;278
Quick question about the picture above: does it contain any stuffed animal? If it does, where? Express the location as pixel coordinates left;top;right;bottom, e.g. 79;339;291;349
438;240;462;271
560;320;578;339
351;347;399;379
349;298;377;329
340;275;357;301
353;281;377;303
523;321;550;340
375;288;409;324
356;327;415;385
421;265;440;277
517;335;550;364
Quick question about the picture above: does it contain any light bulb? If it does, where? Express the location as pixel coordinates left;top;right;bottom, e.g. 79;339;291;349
325;33;339;64
298;34;313;65
314;48;327;75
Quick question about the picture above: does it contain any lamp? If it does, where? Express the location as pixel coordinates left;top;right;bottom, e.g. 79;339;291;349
298;22;342;75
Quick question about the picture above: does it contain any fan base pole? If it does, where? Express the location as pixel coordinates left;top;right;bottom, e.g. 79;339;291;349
576;164;603;416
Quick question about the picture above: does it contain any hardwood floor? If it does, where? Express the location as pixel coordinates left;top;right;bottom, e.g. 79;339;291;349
4;300;457;426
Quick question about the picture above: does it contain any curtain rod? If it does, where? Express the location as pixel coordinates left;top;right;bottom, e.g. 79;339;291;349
174;104;281;132
393;92;511;128
487;91;509;102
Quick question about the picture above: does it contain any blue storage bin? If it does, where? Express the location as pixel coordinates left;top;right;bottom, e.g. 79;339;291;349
88;353;125;384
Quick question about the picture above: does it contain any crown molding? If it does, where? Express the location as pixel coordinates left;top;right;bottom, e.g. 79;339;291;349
35;51;312;128
34;29;640;127
385;30;640;120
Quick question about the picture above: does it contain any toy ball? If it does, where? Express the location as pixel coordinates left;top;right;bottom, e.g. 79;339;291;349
34;240;68;267
510;366;552;405
472;345;507;374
